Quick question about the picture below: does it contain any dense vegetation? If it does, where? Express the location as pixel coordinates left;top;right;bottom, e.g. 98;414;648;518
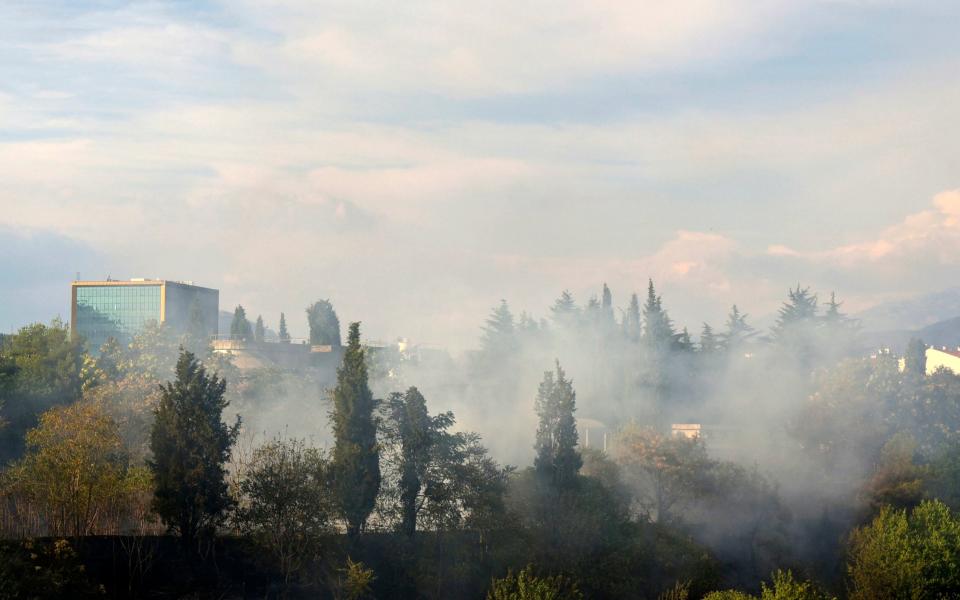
2;283;960;598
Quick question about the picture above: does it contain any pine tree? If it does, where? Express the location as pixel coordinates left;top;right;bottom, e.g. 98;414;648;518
551;290;579;330
723;305;755;349
534;370;557;483
823;292;843;323
254;315;265;343
330;322;380;538
306;300;341;346
534;361;581;490
230;305;252;341
278;312;291;343
700;323;719;353
773;285;818;340
481;300;516;354
642;279;675;350
149;350;240;547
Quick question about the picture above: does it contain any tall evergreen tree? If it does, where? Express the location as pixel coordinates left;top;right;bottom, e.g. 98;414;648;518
534;361;582;490
642;279;675;349
551;290;580;330
773;285;818;339
330;322;380;537
149;350;240;547
306;299;341;346
700;323;720;353
601;283;614;323
230;305;252;341
904;338;927;378
481;300;516;355
278;312;291;343
622;293;641;343
722;305;755;350
254;315;265;343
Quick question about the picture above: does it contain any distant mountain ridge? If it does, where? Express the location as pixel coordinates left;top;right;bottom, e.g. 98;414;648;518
855;288;960;332
855;288;960;352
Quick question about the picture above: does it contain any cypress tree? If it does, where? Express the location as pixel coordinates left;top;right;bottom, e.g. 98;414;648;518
254;315;265;343
278;312;291;343
149;350;240;547
904;338;927;378
552;362;582;489
534;369;557;483
533;361;581;490
601;283;614;323
230;305;252;341
330;322;380;538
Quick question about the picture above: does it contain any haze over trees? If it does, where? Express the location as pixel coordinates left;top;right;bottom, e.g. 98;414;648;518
4;279;960;598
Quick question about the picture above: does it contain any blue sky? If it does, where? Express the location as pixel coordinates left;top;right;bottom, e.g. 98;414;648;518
2;1;959;347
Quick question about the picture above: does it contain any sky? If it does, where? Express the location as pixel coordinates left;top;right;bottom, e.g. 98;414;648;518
1;0;959;349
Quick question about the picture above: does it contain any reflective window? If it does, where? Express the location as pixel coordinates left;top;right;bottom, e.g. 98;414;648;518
75;285;162;352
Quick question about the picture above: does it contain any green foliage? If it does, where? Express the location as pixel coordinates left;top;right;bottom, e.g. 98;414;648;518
0;538;104;599
658;581;690;600
4;400;145;537
0;320;87;461
847;499;960;600
533;361;582;490
126;321;180;382
379;387;510;537
703;570;833;600
860;432;928;515
330;322;380;537
384;387;437;537
307;299;341;346
235;438;334;587
149;350;240;545
486;564;583;600
611;423;713;522
335;557;376;600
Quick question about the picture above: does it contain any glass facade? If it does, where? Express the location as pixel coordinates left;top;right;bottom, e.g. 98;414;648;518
75;284;162;351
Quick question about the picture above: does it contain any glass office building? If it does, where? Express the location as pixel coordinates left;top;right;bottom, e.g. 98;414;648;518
71;279;219;352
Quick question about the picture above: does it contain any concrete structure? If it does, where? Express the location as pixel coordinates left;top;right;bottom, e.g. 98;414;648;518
924;347;960;375
71;279;218;352
671;423;702;439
